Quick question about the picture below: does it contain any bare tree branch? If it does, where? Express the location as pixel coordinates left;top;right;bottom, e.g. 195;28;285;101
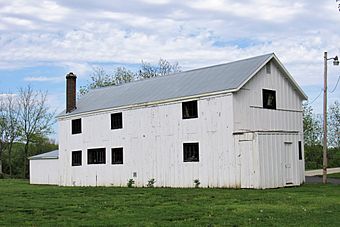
17;86;56;178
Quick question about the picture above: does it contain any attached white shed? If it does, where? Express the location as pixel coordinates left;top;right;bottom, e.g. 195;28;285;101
29;150;60;185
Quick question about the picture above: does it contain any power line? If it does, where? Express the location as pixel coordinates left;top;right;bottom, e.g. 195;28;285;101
308;88;323;105
329;75;340;93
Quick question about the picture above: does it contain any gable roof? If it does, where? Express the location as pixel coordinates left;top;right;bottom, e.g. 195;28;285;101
28;150;59;160
58;53;307;118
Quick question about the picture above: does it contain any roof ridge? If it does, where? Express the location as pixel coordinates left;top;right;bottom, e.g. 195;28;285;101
59;52;276;117
89;53;274;92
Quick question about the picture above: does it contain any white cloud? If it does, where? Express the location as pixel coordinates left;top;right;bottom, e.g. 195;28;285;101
1;0;339;136
0;93;17;98
186;0;305;22
24;76;63;82
141;0;171;5
0;0;70;26
0;0;339;92
62;62;93;78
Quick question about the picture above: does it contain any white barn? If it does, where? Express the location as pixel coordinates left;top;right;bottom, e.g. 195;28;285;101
30;53;307;189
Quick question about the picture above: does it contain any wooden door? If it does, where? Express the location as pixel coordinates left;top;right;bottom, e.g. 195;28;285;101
284;142;293;184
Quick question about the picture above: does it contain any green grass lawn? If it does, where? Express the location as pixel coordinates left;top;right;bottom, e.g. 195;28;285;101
0;180;339;226
327;173;340;179
316;173;340;179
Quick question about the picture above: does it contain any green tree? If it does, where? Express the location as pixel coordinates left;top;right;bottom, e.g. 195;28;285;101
0;97;8;175
2;94;20;176
80;59;181;95
79;67;135;95
17;86;55;178
138;59;181;79
303;102;322;146
328;100;340;148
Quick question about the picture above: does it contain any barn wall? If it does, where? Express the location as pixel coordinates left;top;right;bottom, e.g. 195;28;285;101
234;132;305;189
233;133;260;189
29;159;60;185
233;60;304;133
58;94;238;187
256;132;305;188
233;60;305;188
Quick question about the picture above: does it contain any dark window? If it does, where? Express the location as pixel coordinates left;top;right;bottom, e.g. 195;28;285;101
183;143;199;162
298;141;302;160
266;62;271;74
88;148;106;164
263;89;276;109
111;112;123;129
72;118;82;134
72;150;82;166
182;100;198;119
112;148;123;164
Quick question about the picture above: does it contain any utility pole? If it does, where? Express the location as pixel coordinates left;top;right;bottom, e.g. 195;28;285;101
323;52;339;184
323;52;328;184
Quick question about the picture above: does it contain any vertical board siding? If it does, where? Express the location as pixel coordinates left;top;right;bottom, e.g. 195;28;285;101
54;60;305;189
255;133;303;189
59;94;237;187
232;60;304;188
233;61;303;133
30;159;60;185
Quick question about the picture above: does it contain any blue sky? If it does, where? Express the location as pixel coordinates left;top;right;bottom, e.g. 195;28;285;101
1;0;340;140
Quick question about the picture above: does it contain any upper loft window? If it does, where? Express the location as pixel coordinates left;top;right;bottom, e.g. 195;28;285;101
72;118;82;134
72;150;82;166
262;89;276;109
182;100;198;119
266;62;271;74
111;112;123;130
183;143;199;162
88;148;106;164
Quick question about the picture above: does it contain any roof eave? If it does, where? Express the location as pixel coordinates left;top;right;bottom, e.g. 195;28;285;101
28;157;59;160
56;89;237;120
235;53;308;100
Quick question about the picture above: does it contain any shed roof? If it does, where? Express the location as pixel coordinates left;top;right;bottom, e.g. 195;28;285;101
58;53;306;118
28;150;59;160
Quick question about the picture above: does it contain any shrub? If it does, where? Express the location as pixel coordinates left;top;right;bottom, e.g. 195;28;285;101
194;179;200;188
305;145;340;170
147;178;156;188
127;179;135;188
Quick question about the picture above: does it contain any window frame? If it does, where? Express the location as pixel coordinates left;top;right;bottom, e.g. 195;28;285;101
182;100;198;119
111;112;123;130
262;89;276;109
183;142;199;162
87;148;106;165
111;147;123;165
71;118;82;134
71;150;82;166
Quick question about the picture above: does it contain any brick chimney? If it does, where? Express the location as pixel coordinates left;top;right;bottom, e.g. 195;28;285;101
66;72;77;113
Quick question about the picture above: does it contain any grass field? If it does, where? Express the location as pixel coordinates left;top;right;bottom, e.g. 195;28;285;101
0;180;339;226
316;173;340;179
327;173;340;179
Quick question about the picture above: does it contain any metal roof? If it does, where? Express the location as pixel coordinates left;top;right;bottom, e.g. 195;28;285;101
29;150;59;160
58;53;305;117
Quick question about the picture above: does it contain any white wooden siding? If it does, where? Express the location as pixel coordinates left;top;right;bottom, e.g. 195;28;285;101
234;132;305;189
54;60;306;189
232;61;305;188
59;94;240;187
29;159;59;185
233;60;304;132
256;132;305;188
